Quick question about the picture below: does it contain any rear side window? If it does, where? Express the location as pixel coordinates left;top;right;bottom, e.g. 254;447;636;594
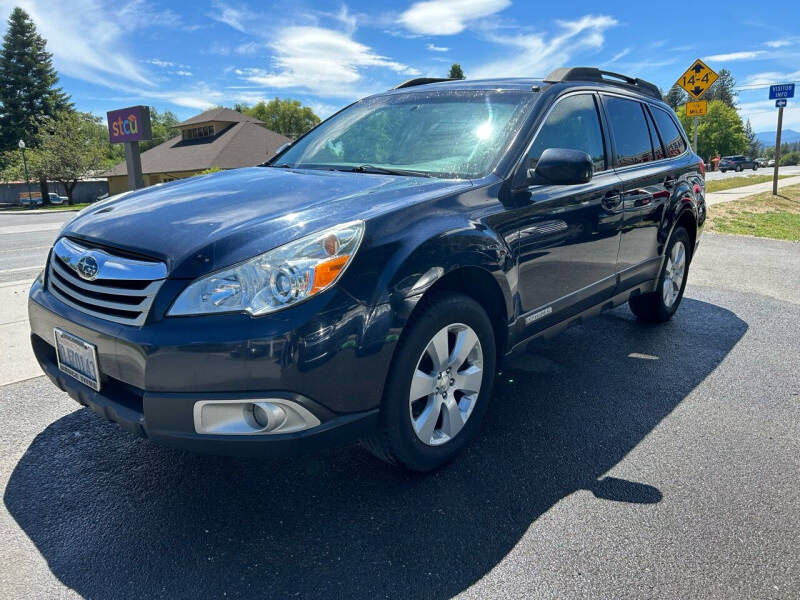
651;107;687;158
604;96;654;167
527;94;606;172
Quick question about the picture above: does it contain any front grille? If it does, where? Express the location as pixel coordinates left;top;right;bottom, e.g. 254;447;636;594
47;237;167;326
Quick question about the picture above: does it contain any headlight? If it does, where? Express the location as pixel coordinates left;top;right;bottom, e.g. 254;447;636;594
168;221;364;317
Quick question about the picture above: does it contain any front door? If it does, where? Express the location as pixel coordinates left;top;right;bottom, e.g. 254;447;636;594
512;93;622;332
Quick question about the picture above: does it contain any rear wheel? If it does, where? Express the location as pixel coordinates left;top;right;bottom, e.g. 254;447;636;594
629;227;691;323
362;293;496;471
753;164;758;170
735;165;743;172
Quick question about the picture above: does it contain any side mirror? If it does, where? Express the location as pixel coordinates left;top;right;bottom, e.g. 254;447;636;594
527;148;594;186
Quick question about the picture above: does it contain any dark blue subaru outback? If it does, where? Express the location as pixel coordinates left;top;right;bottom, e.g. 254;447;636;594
29;68;705;471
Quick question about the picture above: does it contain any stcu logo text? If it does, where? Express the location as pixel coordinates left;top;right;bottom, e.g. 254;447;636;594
76;255;99;281
110;113;139;138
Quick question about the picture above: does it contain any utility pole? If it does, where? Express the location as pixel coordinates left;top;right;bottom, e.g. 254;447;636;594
18;140;34;209
772;104;783;196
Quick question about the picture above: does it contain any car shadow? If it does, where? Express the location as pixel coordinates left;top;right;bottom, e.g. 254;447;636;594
4;298;746;599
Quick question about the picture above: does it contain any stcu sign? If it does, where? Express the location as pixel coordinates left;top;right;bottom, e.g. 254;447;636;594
106;105;152;144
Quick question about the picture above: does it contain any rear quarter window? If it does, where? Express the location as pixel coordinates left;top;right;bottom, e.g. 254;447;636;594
651;107;687;158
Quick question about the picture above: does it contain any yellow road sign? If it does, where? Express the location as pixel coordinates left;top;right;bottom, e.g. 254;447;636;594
686;100;708;116
677;59;718;100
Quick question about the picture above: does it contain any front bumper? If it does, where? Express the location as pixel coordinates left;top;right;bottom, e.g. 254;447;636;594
29;280;396;457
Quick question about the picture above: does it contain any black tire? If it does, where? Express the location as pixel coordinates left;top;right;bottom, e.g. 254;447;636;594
629;227;691;323
362;293;496;471
735;165;742;172
753;164;758;170
720;169;727;173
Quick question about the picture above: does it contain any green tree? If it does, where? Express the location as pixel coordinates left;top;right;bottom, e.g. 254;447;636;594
663;84;686;110
744;119;760;158
675;99;747;159
0;8;71;155
239;98;320;139
34;111;109;204
140;107;179;152
703;68;737;108
448;63;465;80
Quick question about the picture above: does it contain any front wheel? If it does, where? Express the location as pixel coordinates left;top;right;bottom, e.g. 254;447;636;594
735;165;743;172
362;293;496;471
629;227;691;323
753;164;758;170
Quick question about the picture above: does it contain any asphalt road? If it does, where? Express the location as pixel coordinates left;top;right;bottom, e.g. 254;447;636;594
1;223;799;598
705;164;800;181
0;212;69;283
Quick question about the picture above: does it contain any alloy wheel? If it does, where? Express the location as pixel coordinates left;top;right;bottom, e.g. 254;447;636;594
408;323;483;446
662;240;687;307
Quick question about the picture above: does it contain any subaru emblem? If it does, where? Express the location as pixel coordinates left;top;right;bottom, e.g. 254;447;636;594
76;254;99;281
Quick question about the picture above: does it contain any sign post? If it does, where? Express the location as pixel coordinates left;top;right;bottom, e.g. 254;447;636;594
768;84;794;195
106;106;152;191
677;60;719;156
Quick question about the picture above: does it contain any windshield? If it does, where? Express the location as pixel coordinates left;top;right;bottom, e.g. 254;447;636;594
271;90;538;179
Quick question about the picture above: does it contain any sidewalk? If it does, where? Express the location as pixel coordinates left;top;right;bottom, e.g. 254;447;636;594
706;175;800;206
0;280;40;386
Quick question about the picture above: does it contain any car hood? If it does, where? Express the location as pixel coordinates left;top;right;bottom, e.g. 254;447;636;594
63;167;472;278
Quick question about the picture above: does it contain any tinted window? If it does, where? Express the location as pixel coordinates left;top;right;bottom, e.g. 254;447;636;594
604;96;654;167
645;110;665;160
651;107;687;158
527;94;606;172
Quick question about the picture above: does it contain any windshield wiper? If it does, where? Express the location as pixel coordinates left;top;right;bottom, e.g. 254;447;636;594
344;164;433;178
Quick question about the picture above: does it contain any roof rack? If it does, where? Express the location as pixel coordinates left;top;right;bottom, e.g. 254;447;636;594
543;67;662;100
393;77;457;89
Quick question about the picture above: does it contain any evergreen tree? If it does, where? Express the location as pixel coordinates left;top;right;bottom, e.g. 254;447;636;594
0;7;71;154
744;119;760;157
448;63;465;80
663;85;686;110
703;68;737;108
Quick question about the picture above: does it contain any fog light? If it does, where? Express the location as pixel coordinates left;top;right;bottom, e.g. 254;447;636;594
193;398;321;435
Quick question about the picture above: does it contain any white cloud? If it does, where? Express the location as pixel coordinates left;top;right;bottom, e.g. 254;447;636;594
764;39;792;48
0;0;167;88
207;0;251;33
400;0;510;35
236;26;420;97
471;15;617;79
426;43;450;52
145;58;175;68
704;50;766;62
742;70;800;87
173;70;193;77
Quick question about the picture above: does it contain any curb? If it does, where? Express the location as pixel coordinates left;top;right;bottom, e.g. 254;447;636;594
0;208;82;214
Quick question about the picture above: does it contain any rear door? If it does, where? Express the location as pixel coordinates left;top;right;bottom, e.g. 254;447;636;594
513;92;623;331
602;94;673;289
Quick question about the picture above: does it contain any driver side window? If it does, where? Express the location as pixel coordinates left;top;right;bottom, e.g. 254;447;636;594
527;94;606;172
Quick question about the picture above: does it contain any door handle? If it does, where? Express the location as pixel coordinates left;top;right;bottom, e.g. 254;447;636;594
602;190;622;210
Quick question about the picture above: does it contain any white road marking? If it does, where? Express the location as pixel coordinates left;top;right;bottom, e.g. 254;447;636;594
0;222;63;235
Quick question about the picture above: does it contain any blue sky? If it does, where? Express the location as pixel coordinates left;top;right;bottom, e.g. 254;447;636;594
1;0;799;132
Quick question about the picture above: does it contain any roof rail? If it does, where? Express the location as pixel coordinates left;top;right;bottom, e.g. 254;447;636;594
544;67;662;100
393;77;457;89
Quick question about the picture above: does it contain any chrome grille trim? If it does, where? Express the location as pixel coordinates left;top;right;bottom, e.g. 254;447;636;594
48;238;167;326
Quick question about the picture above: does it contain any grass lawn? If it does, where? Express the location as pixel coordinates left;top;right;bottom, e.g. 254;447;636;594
705;174;791;193
7;202;90;212
706;184;800;241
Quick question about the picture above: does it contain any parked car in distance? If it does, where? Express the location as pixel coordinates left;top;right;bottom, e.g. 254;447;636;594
768;159;776;167
755;158;769;168
48;193;67;205
28;67;706;471
718;155;758;172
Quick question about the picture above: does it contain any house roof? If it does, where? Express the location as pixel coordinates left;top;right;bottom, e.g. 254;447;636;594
102;122;289;177
176;107;263;127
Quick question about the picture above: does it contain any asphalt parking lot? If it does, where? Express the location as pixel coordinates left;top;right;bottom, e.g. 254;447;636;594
1;214;799;598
